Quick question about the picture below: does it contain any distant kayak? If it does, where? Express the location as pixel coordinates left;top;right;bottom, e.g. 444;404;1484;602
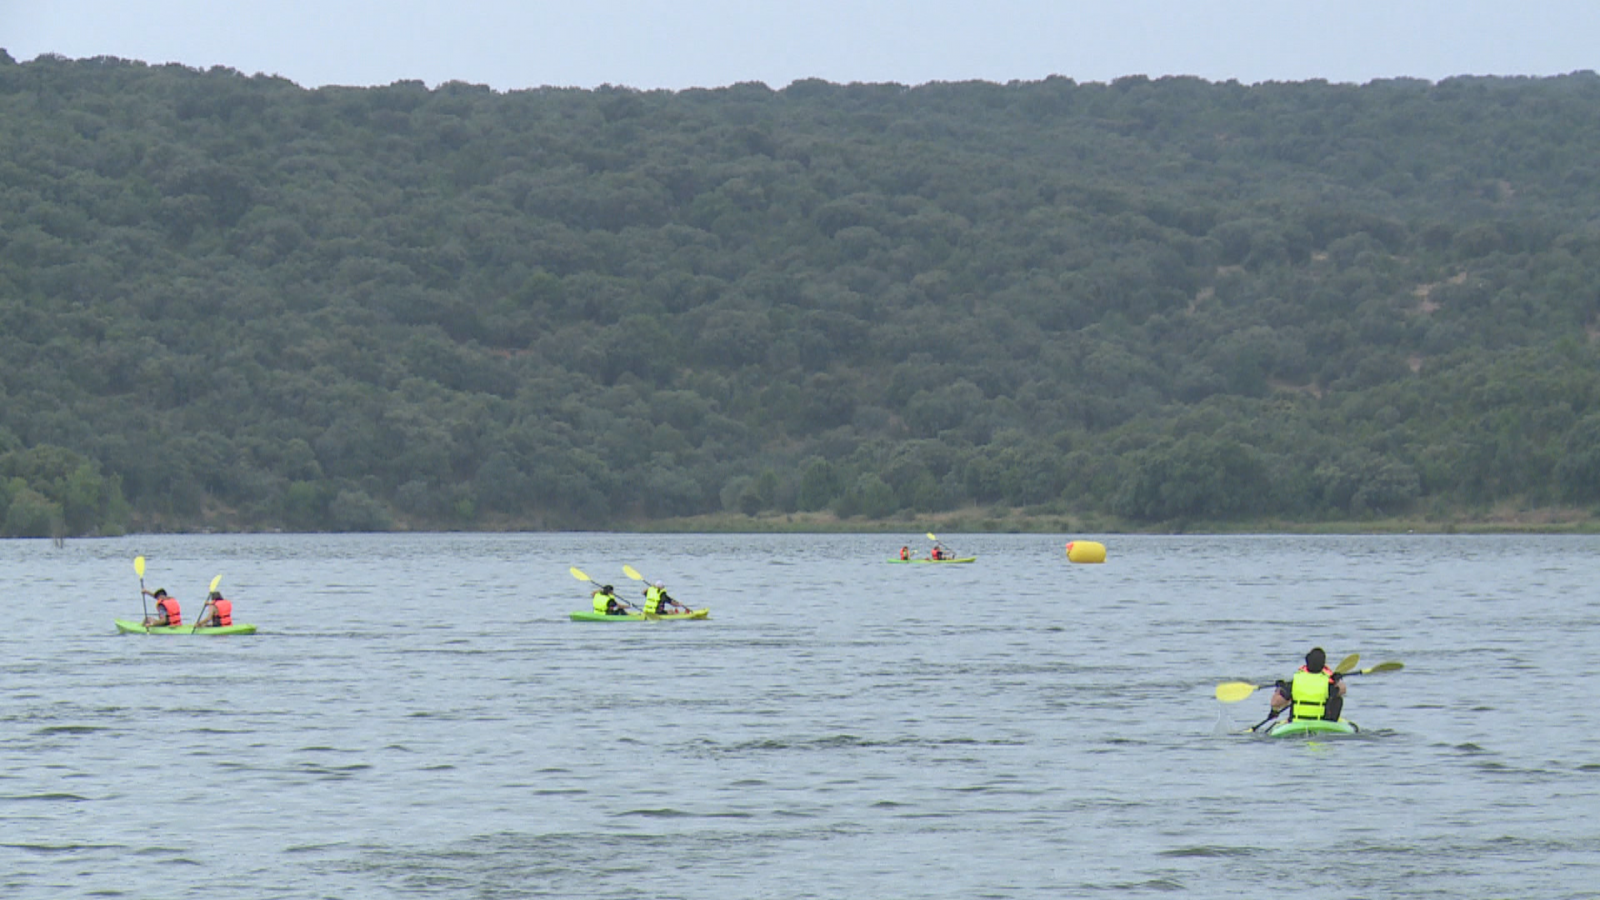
885;557;976;564
1262;718;1359;738
569;608;710;623
114;618;258;636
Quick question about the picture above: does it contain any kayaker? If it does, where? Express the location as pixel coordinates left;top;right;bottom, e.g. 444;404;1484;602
644;580;691;615
141;588;182;627
899;546;910;561
930;543;946;560
1268;647;1347;721
195;590;233;628
592;584;630;616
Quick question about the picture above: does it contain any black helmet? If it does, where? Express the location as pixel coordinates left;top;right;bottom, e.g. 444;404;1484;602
1306;647;1327;671
154;588;168;597
602;585;615;593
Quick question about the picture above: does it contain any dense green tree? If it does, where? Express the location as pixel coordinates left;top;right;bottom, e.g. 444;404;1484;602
797;458;840;513
1554;413;1600;503
1114;435;1266;522
3;486;61;537
4;57;1600;531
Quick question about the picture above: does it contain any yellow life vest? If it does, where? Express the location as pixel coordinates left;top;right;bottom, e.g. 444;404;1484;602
592;591;609;614
1291;668;1332;720
644;586;663;614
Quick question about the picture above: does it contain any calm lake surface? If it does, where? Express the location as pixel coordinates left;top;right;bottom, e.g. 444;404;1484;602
3;532;1598;898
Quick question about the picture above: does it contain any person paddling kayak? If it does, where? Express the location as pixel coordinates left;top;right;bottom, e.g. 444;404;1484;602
592;584;631;616
141;589;181;627
1267;647;1348;722
194;590;234;628
643;580;691;616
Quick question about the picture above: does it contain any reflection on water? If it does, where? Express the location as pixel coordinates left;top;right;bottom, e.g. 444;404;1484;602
2;533;1598;898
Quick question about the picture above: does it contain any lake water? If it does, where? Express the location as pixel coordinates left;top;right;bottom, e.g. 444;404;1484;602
3;532;1598;898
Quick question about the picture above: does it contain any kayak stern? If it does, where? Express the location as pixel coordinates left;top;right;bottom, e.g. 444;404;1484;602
1262;717;1360;738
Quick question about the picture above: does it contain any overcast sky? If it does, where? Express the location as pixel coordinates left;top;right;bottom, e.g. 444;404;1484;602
5;0;1598;91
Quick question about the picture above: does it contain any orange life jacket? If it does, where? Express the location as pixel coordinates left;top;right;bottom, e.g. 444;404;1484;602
157;596;182;627
899;547;909;560
212;598;233;627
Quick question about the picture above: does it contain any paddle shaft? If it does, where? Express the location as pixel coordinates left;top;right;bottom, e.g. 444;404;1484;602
134;556;151;634
1223;655;1397;731
1340;661;1403;677
191;596;213;634
192;575;224;633
1216;654;1358;704
1250;707;1284;732
1249;659;1388;731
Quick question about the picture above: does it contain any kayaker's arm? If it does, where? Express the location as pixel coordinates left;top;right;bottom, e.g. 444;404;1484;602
1267;680;1290;712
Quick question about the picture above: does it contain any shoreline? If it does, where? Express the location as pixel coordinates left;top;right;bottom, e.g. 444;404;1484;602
62;507;1600;537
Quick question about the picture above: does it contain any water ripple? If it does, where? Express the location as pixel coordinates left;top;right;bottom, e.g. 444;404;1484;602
3;532;1598;899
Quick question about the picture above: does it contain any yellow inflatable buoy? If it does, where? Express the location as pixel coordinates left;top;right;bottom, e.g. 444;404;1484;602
1065;540;1106;564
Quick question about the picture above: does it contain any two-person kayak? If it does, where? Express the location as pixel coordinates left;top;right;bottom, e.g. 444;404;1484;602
114;618;258;636
569;608;710;623
885;557;976;564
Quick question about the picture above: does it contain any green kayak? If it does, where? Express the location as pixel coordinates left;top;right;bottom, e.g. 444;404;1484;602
115;618;258;636
1262;717;1359;738
885;557;977;564
569;608;710;623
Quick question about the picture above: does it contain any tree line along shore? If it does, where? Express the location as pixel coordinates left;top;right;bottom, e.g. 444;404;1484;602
4;54;1600;535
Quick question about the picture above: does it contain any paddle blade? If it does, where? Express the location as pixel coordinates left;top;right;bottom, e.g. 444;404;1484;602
134;556;146;578
623;565;644;581
926;532;938;541
569;567;592;583
209;574;222;593
1215;682;1260;703
1334;653;1360;674
1363;661;1404;674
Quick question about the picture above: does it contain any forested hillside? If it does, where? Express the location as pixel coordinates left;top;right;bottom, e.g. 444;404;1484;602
4;50;1600;535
